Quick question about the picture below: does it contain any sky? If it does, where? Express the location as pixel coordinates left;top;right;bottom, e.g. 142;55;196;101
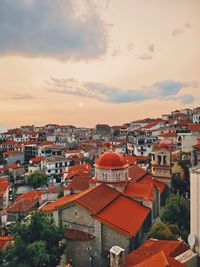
0;0;200;128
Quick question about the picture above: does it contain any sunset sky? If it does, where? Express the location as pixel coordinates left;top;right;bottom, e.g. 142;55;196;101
0;0;199;129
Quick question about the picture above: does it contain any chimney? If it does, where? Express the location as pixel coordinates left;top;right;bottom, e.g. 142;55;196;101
110;246;125;267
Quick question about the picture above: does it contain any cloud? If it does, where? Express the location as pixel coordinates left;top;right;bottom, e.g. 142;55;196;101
153;80;189;96
172;22;192;37
179;94;194;104
172;29;182;37
46;78;197;104
139;52;152;60
148;44;154;53
185;22;192;29
111;49;122;57
11;93;36;100
0;0;108;61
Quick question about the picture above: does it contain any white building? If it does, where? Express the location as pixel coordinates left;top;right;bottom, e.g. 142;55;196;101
193;107;200;124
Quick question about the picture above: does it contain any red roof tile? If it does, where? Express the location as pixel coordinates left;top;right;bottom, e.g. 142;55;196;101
41;188;94;212
124;182;154;201
95;196;150;237
133;250;186;267
189;124;200;131
29;156;46;163
0;235;14;249
125;239;189;267
0;180;9;192
6;198;38;213
15;191;43;202
128;165;147;182
65;175;90;192
76;184;120;214
139;174;166;193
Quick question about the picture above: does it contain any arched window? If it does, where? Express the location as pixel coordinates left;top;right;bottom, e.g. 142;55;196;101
157;155;162;165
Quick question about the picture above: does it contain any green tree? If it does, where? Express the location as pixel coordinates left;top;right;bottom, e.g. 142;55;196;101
27;171;48;189
147;221;177;240
161;194;190;231
4;211;66;267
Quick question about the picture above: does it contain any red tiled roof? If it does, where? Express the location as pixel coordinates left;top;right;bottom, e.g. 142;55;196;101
124;155;137;165
193;144;200;149
3;151;22;156
0;164;23;172
125;239;189;267
124;182;154;201
76;184;120;214
15;191;43;202
189;124;200;131
0;180;9;192
0;235;14;249
41;188;94;212
159;132;177;137
29;156;46;163
139;174;166;193
133;250;186;267
94;196;150;237
143;122;158;129
128;165;147;182
64;229;95;241
68;163;91;174
6;198;38;213
65;175;90;192
0;141;17;146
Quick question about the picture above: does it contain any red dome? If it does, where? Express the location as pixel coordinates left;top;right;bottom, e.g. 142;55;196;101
102;141;112;148
95;151;129;169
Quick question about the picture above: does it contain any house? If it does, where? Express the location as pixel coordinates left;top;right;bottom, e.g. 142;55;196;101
3;150;24;165
44;156;70;180
193;107;200;124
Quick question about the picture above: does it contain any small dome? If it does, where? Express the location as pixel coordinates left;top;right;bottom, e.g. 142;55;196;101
95;151;129;170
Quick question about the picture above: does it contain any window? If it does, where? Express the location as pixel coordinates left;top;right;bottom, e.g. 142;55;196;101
158;155;162;165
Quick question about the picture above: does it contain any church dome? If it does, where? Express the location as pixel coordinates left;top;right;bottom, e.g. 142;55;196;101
95;151;129;170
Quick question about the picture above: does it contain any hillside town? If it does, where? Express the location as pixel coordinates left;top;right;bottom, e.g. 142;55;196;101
0;107;200;266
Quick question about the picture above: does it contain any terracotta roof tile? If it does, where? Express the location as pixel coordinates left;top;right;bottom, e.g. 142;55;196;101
133;250;186;267
65;175;90;192
76;184;120;214
15;191;43;202
128;165;147;182
94;196;150;237
6;198;38;213
125;239;189;267
41;188;94;212
124;182;154;201
139;174;166;193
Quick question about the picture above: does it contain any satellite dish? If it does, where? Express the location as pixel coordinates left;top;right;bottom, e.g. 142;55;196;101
188;233;196;248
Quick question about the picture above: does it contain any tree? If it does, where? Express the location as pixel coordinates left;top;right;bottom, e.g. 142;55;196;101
161;194;190;231
4;211;66;267
147;221;177;240
27;171;48;189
